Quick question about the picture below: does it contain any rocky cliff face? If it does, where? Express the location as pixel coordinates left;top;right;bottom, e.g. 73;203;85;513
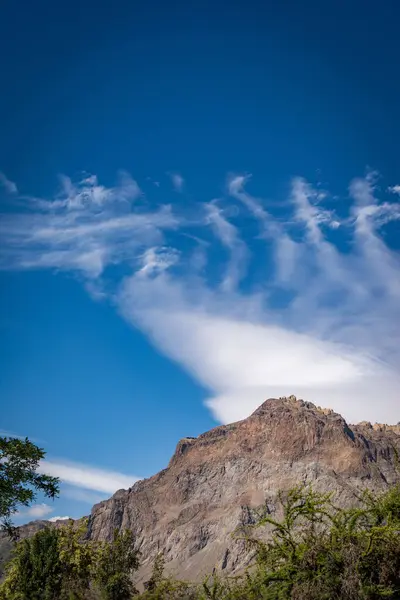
84;396;400;583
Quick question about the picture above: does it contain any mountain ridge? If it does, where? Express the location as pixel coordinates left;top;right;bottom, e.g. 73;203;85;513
2;396;400;583
86;396;400;582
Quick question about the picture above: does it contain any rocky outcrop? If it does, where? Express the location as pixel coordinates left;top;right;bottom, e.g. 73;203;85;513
85;397;400;582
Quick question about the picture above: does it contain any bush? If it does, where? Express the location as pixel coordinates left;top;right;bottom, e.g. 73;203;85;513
232;484;400;599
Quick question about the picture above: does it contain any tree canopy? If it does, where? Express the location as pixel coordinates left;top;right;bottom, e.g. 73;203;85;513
0;521;140;600
1;483;400;599
0;436;60;537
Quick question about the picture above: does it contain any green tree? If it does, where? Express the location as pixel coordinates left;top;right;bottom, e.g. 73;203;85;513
0;522;97;600
0;436;60;538
141;552;195;600
0;527;63;600
0;522;141;600
144;553;165;593
93;530;140;600
57;519;96;599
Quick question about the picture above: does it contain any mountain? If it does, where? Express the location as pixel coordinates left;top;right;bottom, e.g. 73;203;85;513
2;396;400;583
86;396;400;583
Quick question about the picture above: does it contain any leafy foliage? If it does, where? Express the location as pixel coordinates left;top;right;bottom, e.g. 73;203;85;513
208;484;400;599
0;527;63;600
0;523;140;600
0;436;60;538
141;553;196;600
1;485;400;599
144;553;165;593
93;530;140;600
57;519;96;599
139;484;400;600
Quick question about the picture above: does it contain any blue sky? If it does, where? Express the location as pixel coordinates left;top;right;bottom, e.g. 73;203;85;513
1;0;399;523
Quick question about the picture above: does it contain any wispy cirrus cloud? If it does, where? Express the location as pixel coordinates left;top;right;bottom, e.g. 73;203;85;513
119;173;400;425
38;459;139;494
0;172;18;194
2;169;400;426
0;171;178;279
1;430;141;500
61;486;107;505
205;201;248;291
17;503;54;519
388;184;400;196
0;429;45;444
169;172;184;192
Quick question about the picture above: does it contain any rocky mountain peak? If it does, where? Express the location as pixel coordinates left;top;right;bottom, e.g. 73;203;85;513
84;397;399;582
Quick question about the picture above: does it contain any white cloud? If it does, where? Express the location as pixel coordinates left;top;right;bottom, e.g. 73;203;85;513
349;177;400;301
0;172;178;278
38;459;139;494
227;173;272;228
117;174;400;426
227;172;301;285
291;177;337;244
169;172;184;192
0;172;18;194
205;201;248;291
2;170;400;428
388;185;400;196
119;271;400;425
61;486;107;505
48;516;71;522
24;503;54;518
274;234;299;284
138;246;180;277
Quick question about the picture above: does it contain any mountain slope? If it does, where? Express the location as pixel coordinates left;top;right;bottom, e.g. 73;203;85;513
85;396;400;582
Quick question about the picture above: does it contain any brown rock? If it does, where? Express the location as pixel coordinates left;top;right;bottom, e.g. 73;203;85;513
87;397;400;582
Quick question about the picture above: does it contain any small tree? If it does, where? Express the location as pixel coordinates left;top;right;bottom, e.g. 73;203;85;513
0;436;59;537
144;553;165;593
141;552;198;600
0;527;63;600
93;530;140;600
57;519;96;599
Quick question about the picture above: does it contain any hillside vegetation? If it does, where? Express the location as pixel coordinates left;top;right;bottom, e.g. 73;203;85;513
1;484;400;599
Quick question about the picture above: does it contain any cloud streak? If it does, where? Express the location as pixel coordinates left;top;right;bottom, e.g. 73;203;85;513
38;459;140;494
0;172;18;194
61;486;107;505
2;169;400;426
0;172;177;278
205;201;248;291
169;172;184;192
17;503;54;519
